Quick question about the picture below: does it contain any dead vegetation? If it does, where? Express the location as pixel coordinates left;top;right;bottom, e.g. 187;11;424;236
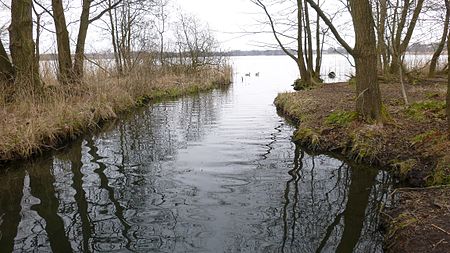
0;64;232;161
382;187;450;253
275;74;450;253
275;77;449;187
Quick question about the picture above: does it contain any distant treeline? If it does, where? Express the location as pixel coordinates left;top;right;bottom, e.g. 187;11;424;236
38;44;447;61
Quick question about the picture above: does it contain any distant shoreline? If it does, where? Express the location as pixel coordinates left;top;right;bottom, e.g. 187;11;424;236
34;50;447;61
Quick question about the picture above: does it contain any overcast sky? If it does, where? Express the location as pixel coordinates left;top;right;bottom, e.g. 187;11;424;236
0;0;442;53
173;0;273;50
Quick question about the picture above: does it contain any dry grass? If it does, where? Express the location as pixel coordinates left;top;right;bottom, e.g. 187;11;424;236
383;187;450;253
0;64;232;161
275;78;449;187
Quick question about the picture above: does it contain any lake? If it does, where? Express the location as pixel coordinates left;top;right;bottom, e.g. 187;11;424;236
0;55;393;252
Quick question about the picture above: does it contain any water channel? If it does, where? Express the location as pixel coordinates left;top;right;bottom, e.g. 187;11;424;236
0;56;392;252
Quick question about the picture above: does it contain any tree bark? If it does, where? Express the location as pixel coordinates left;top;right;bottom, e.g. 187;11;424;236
108;5;122;75
296;0;311;86
73;0;91;79
446;0;450;138
52;0;74;84
314;0;322;77
429;4;449;77
0;39;14;82
9;0;41;94
306;0;382;121
350;0;382;121
303;1;314;78
376;0;388;74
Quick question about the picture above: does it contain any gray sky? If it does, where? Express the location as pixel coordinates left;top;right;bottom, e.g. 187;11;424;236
0;0;442;54
173;0;272;50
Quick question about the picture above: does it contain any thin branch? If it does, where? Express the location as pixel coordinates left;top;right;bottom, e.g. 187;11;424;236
305;0;354;56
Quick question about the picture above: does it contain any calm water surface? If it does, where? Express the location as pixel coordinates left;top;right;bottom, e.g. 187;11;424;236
0;56;392;252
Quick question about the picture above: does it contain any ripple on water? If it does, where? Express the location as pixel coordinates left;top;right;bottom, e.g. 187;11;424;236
0;56;392;253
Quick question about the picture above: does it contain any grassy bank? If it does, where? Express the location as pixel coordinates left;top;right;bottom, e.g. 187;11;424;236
0;66;231;161
274;77;449;252
275;79;448;186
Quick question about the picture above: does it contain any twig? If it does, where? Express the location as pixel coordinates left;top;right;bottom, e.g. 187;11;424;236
431;224;450;236
432;238;445;249
394;185;450;191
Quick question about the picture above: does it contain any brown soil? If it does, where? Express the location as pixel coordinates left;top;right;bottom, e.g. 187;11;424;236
383;187;450;253
275;77;449;187
274;76;450;253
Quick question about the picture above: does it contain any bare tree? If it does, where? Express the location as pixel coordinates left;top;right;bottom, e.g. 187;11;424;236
51;0;73;83
35;0;123;83
428;1;449;77
155;0;169;66
9;0;41;94
74;0;124;78
374;0;388;73
252;0;325;89
175;13;221;72
307;0;383;121
106;0;154;74
32;4;46;67
387;0;425;74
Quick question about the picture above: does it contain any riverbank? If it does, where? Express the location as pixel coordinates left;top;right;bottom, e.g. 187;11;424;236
274;77;449;252
0;66;231;162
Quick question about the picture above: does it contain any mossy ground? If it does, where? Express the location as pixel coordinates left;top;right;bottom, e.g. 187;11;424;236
275;79;449;187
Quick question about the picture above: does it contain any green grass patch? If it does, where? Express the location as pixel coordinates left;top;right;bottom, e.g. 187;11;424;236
325;110;357;127
410;130;437;146
349;129;383;163
405;100;446;121
392;159;417;180
292;78;313;91
427;156;450;186
293;127;320;150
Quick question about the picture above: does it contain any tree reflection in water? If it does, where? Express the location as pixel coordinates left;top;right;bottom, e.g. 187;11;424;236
0;87;391;252
278;146;388;253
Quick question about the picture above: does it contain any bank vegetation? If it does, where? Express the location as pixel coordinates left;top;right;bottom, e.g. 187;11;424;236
257;0;450;251
0;0;231;161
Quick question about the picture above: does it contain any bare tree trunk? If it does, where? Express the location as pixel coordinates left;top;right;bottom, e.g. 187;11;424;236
108;2;122;75
0;39;14;82
157;0;167;67
296;0;311;87
73;0;91;79
314;0;322;77
252;0;314;88
52;0;73;84
376;0;388;74
303;1;314;78
429;4;449;77
306;0;382;121
390;0;425;74
399;55;409;105
446;0;450;138
9;0;41;94
33;9;42;71
350;0;382;121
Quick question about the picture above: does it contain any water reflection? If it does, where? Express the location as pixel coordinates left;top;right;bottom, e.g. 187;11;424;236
0;56;392;252
0;168;24;253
